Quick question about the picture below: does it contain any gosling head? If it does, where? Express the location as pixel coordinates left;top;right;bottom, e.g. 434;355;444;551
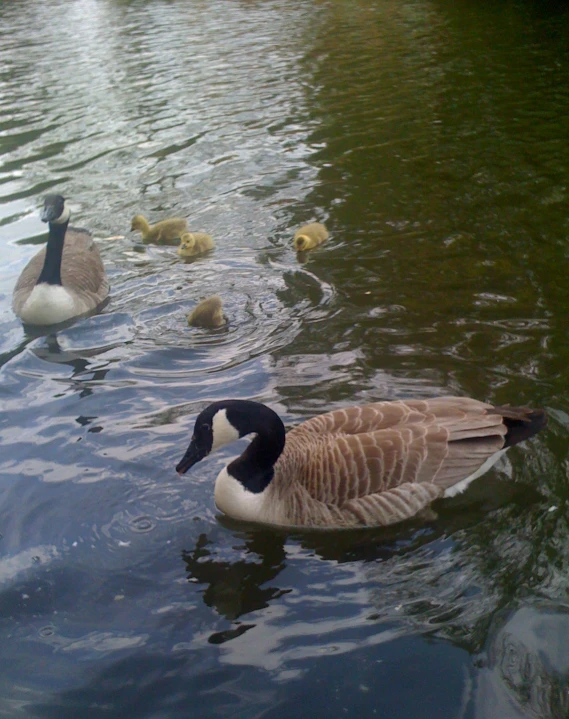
41;194;70;224
178;232;196;256
130;215;146;232
293;234;310;252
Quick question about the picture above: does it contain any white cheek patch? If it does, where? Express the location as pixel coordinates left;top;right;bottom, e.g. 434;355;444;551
211;409;240;451
53;202;71;224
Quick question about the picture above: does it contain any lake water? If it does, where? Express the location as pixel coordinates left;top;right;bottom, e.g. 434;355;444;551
1;0;569;717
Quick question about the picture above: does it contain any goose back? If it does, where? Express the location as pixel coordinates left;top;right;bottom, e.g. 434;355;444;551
240;397;544;528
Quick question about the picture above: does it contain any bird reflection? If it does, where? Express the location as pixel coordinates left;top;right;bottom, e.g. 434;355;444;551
31;333;111;399
181;530;289;623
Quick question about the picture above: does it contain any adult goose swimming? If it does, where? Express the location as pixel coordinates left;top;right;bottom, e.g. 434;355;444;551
12;194;109;326
176;397;547;529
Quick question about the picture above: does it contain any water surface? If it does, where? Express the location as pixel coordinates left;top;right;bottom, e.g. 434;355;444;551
1;0;569;717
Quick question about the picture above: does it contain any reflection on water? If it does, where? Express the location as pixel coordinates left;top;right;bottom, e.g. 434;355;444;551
475;604;569;719
1;0;569;716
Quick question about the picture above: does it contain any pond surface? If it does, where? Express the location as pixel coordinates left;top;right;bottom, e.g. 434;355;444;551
1;0;569;717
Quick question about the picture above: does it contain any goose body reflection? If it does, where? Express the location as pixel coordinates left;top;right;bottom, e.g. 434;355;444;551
12;195;109;326
176;397;547;529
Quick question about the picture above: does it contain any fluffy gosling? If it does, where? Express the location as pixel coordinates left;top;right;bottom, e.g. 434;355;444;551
131;214;188;243
293;222;329;252
178;232;215;258
187;296;225;328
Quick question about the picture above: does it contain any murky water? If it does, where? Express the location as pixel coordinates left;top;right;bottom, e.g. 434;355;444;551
1;0;569;716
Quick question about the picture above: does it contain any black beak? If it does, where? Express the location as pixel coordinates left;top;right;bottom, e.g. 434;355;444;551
41;205;58;223
176;440;206;476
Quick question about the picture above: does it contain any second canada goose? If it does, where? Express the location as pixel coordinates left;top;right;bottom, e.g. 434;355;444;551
178;232;215;258
130;214;188;243
176;396;547;529
293;222;329;252
12;195;109;326
187;296;225;328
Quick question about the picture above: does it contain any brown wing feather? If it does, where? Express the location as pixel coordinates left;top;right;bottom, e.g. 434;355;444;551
280;397;512;510
12;228;109;314
12;251;46;314
290;397;497;439
341;482;443;526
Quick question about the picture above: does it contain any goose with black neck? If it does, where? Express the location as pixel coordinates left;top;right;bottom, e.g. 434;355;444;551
176;396;547;530
12;194;110;326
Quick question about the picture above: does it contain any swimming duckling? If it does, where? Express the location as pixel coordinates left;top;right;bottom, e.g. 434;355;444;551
130;214;188;243
12;194;109;326
293;222;329;252
176;396;547;529
177;232;215;258
187;296;225;328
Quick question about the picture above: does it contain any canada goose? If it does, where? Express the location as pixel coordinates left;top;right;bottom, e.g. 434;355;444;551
187;295;225;328
12;195;109;326
176;397;547;529
130;214;188;243
178;232;215;258
293;222;329;252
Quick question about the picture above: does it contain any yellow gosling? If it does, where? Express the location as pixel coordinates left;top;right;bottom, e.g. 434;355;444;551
130;214;188;243
187;296;225;329
293;222;329;252
177;232;215;258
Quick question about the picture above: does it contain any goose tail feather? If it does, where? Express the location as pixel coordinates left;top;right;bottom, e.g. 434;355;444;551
494;406;548;448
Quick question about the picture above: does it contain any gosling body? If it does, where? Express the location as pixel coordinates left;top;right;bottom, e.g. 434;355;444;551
176;397;547;530
131;214;188;243
178;232;215;258
13;195;109;326
187;296;225;328
293;222;329;252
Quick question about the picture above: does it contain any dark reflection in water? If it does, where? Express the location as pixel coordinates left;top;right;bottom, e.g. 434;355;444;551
1;0;569;717
182;531;288;625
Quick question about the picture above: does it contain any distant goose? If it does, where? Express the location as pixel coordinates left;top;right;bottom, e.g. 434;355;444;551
130;214;188;243
12;195;109;326
176;397;547;529
293;222;329;252
178;232;215;258
187;295;225;328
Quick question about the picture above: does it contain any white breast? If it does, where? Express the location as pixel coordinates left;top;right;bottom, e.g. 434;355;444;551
214;467;269;522
19;283;78;325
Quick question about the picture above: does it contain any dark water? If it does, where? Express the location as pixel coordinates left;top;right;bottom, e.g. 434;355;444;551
1;0;569;716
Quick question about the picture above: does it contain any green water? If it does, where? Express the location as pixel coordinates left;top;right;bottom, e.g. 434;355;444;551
1;0;569;717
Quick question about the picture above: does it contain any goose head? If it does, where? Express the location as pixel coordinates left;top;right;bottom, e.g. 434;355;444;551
176;400;285;478
41;194;70;225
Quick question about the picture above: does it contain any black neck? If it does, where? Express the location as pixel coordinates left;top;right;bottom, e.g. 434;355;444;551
36;220;68;285
226;403;286;494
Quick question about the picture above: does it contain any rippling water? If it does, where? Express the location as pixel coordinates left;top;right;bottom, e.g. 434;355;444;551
1;0;569;717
